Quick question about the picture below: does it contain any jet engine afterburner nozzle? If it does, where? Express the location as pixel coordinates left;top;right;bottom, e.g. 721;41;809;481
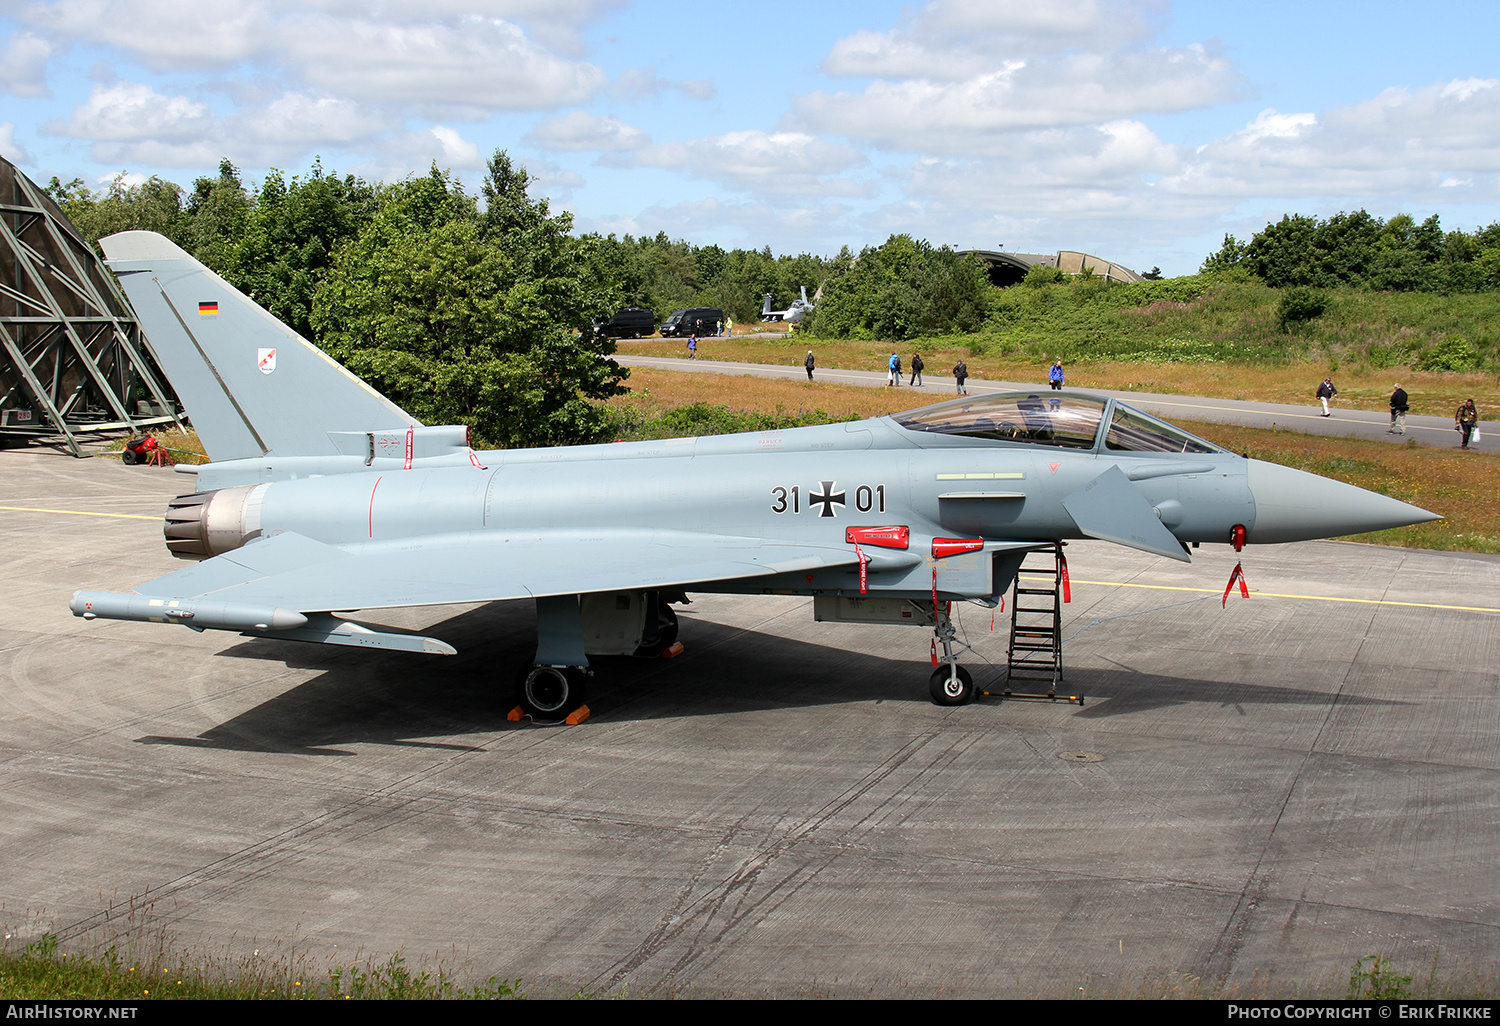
163;483;269;560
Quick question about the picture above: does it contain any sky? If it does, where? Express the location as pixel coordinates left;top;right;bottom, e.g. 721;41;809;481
1;0;1498;276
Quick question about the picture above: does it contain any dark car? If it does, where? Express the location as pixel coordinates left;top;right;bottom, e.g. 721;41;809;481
659;307;724;337
592;307;656;339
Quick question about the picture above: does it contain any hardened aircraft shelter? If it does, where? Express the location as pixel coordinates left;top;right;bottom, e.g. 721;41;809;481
0;154;180;455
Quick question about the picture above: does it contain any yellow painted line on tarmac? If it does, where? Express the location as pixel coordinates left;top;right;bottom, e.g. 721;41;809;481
1024;574;1500;615
0;504;158;520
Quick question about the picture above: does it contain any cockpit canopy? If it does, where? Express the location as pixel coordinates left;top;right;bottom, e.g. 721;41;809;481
894;391;1228;455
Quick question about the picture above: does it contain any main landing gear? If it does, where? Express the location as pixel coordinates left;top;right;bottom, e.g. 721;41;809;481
516;664;590;720
511;591;685;723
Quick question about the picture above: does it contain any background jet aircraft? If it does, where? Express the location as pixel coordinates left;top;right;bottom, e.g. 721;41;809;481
761;286;814;324
72;232;1437;720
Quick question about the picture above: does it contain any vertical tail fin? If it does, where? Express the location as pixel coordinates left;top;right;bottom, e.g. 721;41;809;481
100;231;415;462
762;293;772;318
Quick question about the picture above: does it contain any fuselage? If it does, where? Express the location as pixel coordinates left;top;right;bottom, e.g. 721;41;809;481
170;392;1277;603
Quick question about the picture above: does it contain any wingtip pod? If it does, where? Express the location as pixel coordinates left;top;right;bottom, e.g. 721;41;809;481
70;590;308;631
1246;459;1441;544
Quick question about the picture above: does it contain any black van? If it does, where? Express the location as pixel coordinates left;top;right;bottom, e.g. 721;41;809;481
592;307;656;339
659;307;724;337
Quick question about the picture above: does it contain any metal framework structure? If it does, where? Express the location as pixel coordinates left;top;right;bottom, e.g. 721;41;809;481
0;155;181;455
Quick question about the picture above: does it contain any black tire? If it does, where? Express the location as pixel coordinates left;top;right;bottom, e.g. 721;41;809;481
517;665;587;719
634;602;680;658
928;665;974;706
121;447;140;465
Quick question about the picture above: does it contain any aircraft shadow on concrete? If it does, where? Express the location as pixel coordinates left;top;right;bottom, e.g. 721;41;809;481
135;599;1400;756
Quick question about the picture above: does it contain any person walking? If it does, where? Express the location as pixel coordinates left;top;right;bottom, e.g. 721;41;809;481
1456;398;1479;449
910;353;924;387
1316;376;1338;416
687;334;697;359
953;360;968;395
804;350;815;380
1388;383;1409;433
724;316;733;338
1049;359;1065;390
888;351;901;386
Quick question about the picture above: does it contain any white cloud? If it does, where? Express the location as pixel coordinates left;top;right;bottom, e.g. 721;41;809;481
47;81;399;167
0;121;34;164
634;130;870;197
22;0;279;70
796;44;1239;152
426;125;482;169
282;13;605;109
12;1;609;109
54;81;215;142
526;111;648;152
0;31;54;97
1168;80;1500;200
613;67;714;103
824;0;1158;81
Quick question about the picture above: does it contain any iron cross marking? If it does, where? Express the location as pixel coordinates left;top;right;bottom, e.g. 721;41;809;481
810;480;846;517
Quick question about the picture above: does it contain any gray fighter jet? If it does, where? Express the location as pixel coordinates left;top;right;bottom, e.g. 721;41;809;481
72;232;1437;719
761;286;814;324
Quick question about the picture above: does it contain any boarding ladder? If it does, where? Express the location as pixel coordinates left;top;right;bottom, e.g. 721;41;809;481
1000;544;1083;705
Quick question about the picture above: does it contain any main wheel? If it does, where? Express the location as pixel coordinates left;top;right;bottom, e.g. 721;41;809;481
121;447;140;465
928;665;974;706
633;602;680;658
517;665;587;718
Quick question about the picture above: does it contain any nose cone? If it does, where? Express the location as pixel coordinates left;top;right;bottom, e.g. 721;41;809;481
1246;459;1441;544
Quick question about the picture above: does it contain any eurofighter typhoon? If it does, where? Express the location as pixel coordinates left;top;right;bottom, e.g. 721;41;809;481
71;232;1438;720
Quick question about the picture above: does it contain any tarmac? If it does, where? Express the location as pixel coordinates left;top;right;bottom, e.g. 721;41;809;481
3;445;1499;997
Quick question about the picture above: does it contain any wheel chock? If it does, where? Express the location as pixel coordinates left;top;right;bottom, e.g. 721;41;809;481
507;703;590;725
660;642;685;659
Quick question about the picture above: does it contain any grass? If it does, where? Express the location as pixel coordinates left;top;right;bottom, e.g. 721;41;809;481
103;426;210;465
6;927;1497;999
0;930;521;1001
624;273;1500;414
621;335;1500;417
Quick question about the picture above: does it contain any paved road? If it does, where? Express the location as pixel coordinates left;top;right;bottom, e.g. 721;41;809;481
4;450;1498;996
620;355;1489;449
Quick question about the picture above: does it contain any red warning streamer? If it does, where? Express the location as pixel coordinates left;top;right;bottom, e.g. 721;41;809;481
1059;552;1071;603
403;426;414;470
855;542;868;594
846;525;909;549
1222;561;1249;608
932;537;984;558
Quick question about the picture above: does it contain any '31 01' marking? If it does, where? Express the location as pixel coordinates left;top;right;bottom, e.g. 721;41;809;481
771;481;885;517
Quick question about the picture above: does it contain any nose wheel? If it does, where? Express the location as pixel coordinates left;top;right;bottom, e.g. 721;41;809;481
927;601;976;705
929;664;974;705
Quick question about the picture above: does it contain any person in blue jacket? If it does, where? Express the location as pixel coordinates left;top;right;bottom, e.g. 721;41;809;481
1049;359;1065;390
888;351;901;386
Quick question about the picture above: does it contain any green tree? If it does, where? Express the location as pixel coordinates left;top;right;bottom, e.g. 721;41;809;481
47;173;186;248
225;159;379;339
312;153;626;448
179;159;252;274
809;235;990;340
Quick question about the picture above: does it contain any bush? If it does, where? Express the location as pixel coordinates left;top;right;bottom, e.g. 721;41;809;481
1277;286;1329;329
1419;336;1480;372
